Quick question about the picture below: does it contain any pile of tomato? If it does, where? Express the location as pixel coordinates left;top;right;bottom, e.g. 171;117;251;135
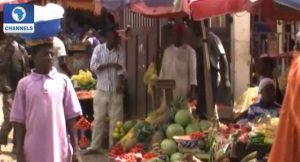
190;131;204;140
109;143;157;162
76;117;91;129
109;144;125;159
78;136;89;149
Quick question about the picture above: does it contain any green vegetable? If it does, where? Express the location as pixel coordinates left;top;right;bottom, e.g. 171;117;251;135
241;151;257;162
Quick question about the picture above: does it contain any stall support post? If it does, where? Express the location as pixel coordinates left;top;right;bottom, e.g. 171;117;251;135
151;79;175;108
200;21;214;119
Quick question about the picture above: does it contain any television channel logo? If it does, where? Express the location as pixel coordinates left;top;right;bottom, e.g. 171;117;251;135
3;4;34;34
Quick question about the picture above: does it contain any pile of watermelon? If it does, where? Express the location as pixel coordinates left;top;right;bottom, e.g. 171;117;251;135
110;98;212;162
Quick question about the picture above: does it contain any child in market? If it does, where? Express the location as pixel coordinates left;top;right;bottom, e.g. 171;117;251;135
11;40;82;162
247;78;281;121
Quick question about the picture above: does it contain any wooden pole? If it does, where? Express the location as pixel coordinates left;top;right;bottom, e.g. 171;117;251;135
61;0;67;39
200;21;214;119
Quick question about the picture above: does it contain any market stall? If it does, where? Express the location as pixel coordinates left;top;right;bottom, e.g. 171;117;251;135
109;97;212;162
103;0;300;161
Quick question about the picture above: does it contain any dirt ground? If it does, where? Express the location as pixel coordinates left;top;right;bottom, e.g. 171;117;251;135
0;94;109;162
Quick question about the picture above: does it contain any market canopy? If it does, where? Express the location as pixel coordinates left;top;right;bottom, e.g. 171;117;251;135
245;0;300;21
129;0;300;21
0;0;29;11
129;0;189;18
129;0;245;19
189;0;245;20
274;0;300;11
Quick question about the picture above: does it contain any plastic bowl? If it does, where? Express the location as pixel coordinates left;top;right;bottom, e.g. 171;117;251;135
20;19;61;40
173;136;198;148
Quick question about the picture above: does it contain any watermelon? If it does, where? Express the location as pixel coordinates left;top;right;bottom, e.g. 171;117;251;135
170;152;184;162
185;122;200;135
160;139;178;155
147;157;164;162
123;120;137;133
166;124;185;139
199;120;211;131
174;109;192;127
134;120;149;131
198;139;206;150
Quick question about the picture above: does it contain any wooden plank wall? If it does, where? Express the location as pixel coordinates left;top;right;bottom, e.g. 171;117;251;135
121;9;160;119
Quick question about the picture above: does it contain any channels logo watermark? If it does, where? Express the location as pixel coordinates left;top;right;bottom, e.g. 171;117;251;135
3;4;34;34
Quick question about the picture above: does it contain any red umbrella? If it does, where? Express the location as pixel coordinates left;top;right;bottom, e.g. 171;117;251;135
190;0;245;20
129;0;245;19
129;0;189;18
0;0;29;12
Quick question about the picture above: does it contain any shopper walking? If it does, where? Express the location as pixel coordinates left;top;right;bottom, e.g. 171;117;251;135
11;41;82;162
0;35;29;151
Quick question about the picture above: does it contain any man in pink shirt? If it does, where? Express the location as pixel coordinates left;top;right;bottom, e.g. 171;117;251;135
10;41;82;162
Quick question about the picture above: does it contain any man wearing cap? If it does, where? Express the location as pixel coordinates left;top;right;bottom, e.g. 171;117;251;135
247;78;281;121
86;27;126;153
52;36;72;76
0;35;29;150
159;22;197;100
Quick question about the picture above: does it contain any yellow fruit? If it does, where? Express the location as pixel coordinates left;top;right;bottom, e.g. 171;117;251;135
116;121;123;128
114;127;120;133
112;132;120;139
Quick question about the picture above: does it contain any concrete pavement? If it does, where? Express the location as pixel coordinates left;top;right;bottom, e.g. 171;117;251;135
0;94;109;162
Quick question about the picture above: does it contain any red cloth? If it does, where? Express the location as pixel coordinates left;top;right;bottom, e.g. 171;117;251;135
268;53;300;162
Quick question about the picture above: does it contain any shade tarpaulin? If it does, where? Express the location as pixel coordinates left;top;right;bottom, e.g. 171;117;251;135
0;0;29;11
190;0;245;20
130;0;244;19
129;0;189;18
274;0;300;11
245;0;300;21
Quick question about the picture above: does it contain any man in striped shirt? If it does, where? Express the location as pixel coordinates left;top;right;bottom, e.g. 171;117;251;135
85;28;126;154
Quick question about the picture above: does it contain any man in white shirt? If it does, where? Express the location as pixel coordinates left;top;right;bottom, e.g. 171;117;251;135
53;36;72;76
159;22;197;100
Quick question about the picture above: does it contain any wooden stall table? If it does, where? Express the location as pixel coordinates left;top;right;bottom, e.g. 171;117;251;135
151;79;176;108
76;90;95;122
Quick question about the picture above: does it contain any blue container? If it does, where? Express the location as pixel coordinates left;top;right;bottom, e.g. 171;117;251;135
20;19;61;40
